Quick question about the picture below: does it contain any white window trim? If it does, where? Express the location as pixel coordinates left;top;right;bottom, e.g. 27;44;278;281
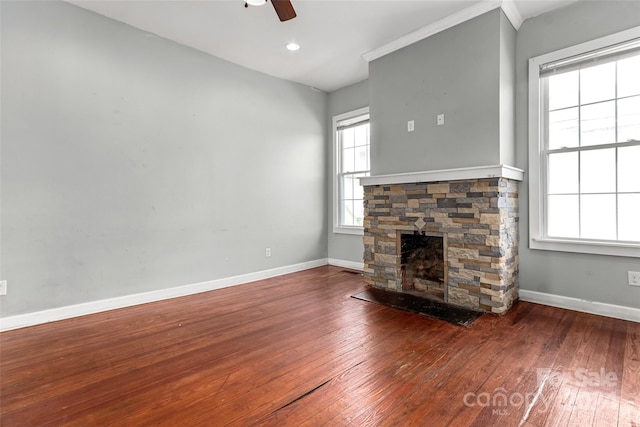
528;26;640;258
333;106;369;235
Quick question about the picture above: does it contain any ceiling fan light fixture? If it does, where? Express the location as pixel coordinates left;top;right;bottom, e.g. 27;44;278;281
245;0;267;6
286;42;300;52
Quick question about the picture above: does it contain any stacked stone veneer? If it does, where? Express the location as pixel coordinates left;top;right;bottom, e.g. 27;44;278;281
363;178;519;314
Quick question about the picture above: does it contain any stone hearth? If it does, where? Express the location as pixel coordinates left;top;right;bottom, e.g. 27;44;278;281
361;166;523;315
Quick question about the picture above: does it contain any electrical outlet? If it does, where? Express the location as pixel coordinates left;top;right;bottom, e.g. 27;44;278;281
265;248;271;258
629;271;640;286
0;280;6;296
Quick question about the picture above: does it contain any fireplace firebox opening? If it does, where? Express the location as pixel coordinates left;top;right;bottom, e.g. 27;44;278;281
400;232;447;301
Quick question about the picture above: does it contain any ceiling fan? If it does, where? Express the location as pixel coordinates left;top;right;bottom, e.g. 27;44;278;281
244;0;297;22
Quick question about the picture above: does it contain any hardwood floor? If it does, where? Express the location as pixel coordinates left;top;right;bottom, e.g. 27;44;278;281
1;266;638;426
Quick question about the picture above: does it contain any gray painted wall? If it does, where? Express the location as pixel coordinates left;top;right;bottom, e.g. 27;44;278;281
327;80;369;264
0;1;327;317
516;1;640;309
369;9;508;176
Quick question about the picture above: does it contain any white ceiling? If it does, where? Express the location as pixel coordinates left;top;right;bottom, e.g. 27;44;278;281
68;0;579;93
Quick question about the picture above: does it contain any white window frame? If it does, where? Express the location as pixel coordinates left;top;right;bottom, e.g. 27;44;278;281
333;106;370;235
528;26;640;258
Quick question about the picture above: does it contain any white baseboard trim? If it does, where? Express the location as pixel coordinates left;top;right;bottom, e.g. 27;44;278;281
328;258;364;271
0;258;329;332
11;263;634;332
519;290;640;323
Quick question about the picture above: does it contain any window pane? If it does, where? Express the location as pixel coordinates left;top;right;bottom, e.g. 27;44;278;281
618;55;640;98
580;62;615;104
581;101;616;146
353;173;366;200
341;128;355;148
548;195;579;238
354;145;368;172
618;95;640;143
619;145;640;193
341;199;354;226
619;194;640;241
548;71;579;110
354;124;369;147
342;147;354;173
580;148;616;194
549;107;579;149
580;194;617;240
353;200;365;226
342;175;355;199
366;144;370;171
548;152;578;194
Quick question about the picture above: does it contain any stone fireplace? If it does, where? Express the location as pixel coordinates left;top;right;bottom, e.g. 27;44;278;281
361;166;524;315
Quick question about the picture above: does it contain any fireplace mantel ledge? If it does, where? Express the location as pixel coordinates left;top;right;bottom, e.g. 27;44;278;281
359;165;524;187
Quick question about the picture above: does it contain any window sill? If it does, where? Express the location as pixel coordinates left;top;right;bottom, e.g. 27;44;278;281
333;226;364;236
530;237;640;258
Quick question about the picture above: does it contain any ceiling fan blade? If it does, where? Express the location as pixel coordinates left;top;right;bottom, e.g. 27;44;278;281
271;0;296;22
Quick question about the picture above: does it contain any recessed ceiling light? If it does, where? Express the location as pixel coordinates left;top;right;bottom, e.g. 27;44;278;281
286;42;300;52
245;0;267;6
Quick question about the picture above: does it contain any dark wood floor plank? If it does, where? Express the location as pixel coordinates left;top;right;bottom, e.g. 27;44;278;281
593;316;628;427
258;311;460;426
2;269;370;425
320;319;474;424
567;315;623;427
524;310;599;427
619;321;640;427
455;304;572;427
378;303;561;426
1;266;638;427
324;303;534;426
1;269;354;398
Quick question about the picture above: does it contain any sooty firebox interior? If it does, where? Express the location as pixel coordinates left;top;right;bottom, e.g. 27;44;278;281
400;233;446;300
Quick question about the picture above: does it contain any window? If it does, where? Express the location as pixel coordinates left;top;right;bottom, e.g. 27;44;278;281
529;27;640;257
333;107;370;234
